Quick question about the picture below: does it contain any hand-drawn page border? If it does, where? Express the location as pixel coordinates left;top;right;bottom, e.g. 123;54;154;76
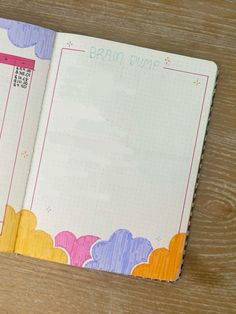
28;47;209;235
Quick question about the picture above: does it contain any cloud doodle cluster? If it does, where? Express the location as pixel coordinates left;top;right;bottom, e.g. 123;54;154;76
0;206;185;280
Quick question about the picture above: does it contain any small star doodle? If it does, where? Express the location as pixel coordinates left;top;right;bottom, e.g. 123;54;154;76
21;151;29;158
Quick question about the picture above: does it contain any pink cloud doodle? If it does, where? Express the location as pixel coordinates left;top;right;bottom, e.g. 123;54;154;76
55;231;99;267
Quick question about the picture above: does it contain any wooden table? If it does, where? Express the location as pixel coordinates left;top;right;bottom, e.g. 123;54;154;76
0;1;235;313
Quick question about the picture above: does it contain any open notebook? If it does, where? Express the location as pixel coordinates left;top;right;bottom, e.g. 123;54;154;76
0;18;217;281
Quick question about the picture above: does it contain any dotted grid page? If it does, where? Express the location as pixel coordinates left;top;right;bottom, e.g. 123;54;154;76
0;21;54;234
23;33;217;250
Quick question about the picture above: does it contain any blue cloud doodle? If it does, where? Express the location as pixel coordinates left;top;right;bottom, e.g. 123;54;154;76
0;18;55;59
84;229;153;275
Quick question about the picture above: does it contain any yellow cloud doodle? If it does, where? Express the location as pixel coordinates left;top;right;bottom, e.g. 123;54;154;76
132;233;186;281
15;209;68;264
0;206;21;252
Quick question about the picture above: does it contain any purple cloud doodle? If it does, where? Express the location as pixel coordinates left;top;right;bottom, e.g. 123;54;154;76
84;229;153;275
55;231;100;267
0;18;55;59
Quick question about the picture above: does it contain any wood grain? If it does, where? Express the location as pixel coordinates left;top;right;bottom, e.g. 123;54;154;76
0;0;235;313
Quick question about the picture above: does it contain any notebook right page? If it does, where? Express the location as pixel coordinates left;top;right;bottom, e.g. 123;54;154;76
20;33;217;281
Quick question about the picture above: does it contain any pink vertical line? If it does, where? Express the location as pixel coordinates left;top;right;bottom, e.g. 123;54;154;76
178;76;209;233
0;65;15;140
30;49;64;209
5;71;34;206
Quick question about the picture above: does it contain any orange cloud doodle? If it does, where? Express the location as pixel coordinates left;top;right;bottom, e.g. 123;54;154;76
15;209;68;264
132;233;186;281
0;206;21;252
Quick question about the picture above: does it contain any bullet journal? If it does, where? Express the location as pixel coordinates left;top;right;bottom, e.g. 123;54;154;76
0;18;218;281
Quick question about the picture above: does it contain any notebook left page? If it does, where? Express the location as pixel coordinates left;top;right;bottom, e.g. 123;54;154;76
0;18;55;251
